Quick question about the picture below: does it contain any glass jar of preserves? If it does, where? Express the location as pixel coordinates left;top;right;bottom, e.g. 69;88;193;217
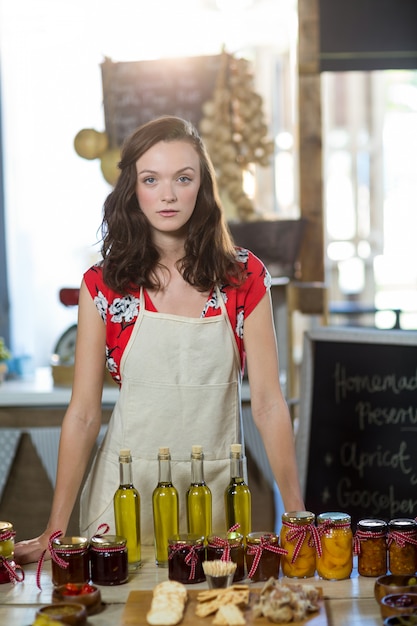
50;535;90;586
90;535;128;585
168;534;206;584
0;521;24;584
388;518;417;576
207;531;245;581
355;519;387;577
245;532;285;581
316;512;353;580
280;511;318;578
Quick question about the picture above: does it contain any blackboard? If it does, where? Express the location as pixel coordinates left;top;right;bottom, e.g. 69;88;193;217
101;55;224;147
319;0;417;71
296;327;417;527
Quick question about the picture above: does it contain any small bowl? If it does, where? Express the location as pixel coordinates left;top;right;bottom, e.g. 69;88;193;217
52;583;102;615
36;602;87;626
375;575;417;603
380;593;417;620
384;616;417;626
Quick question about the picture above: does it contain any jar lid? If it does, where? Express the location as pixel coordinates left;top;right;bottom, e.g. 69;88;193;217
282;511;315;524
389;518;417;531
168;533;204;546
208;532;243;544
357;519;388;532
0;521;13;534
51;536;89;550
317;511;351;525
246;531;278;545
90;535;126;549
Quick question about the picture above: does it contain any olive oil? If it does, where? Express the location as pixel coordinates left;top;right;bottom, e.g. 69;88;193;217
224;443;251;542
186;445;212;540
152;447;179;567
113;449;141;571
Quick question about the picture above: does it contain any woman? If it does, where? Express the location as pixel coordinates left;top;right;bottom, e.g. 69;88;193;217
15;116;304;564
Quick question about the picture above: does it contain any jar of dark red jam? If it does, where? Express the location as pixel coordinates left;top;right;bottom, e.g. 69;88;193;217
355;519;387;577
207;531;245;582
51;536;90;586
90;535;128;585
388;518;417;576
168;534;206;584
245;532;284;581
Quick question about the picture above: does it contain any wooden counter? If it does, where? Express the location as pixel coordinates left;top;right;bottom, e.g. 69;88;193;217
0;547;383;625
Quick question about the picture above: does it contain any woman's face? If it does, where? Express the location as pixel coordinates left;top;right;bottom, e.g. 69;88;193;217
135;140;201;240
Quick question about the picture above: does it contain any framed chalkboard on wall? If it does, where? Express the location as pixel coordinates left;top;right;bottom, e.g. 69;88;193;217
296;327;417;526
101;55;224;147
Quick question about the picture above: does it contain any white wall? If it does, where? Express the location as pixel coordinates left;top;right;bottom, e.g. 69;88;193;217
0;0;296;369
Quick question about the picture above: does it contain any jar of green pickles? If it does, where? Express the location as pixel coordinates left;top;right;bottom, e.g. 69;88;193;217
0;521;24;584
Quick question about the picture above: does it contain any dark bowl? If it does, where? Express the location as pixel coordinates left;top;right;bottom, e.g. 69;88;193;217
52;583;102;615
380;593;417;620
36;602;87;626
384;616;417;626
375;575;417;603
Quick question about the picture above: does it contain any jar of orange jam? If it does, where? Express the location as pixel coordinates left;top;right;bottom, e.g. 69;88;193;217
280;511;318;578
316;512;353;580
355;519;387;577
388;518;417;576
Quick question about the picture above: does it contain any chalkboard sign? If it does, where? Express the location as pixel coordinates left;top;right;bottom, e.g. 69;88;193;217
101;55;224;146
296;327;417;526
319;0;417;71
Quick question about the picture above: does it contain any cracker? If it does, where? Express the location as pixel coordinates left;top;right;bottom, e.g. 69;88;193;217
212;604;246;626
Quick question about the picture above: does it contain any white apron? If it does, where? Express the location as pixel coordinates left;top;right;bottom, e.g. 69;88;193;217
80;287;245;544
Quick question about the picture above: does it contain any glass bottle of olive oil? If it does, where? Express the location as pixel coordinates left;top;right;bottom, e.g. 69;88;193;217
224;443;251;542
152;446;179;567
186;445;212;540
113;449;141;570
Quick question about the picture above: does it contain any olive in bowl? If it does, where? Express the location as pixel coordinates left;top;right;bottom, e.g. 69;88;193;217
375;575;417;603
52;583;102;615
36;602;87;626
380;593;417;620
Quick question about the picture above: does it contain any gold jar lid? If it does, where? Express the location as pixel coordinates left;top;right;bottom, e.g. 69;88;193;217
317;512;351;525
51;536;89;550
246;531;278;545
282;511;315;525
168;534;204;546
0;521;13;534
90;535;126;549
208;532;243;545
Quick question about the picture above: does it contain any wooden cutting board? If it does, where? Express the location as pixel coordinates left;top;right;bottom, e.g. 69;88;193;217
120;587;328;626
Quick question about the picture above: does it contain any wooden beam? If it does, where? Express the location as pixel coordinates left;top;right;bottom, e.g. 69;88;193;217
297;0;325;289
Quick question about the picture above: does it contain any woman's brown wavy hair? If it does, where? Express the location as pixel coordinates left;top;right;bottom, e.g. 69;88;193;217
100;116;244;294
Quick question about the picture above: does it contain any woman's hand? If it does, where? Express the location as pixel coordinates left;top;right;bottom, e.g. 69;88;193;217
14;533;51;565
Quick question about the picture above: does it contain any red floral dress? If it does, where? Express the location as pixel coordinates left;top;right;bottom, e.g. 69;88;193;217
84;248;271;385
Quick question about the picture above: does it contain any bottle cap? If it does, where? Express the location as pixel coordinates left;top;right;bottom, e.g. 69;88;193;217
230;443;241;454
159;446;170;455
192;445;203;454
119;449;131;459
